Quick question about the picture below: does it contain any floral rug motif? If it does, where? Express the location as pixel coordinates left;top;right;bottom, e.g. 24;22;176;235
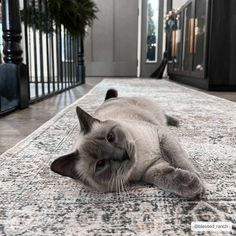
0;79;235;236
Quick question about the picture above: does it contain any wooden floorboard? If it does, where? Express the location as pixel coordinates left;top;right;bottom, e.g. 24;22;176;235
0;77;235;155
0;77;103;154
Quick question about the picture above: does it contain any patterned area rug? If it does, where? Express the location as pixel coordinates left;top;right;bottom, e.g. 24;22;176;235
0;79;235;236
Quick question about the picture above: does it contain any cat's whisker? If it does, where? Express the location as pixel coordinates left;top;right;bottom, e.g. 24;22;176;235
109;172;113;192
118;170;124;200
120;172;126;196
117;166;126;197
122;170;130;198
117;178;121;200
112;173;115;192
122;176;128;197
117;177;120;197
108;173;112;192
118;167;127;199
115;171;119;199
116;169;120;193
113;173;116;193
110;172;114;193
121;179;124;198
122;175;129;198
119;176;123;197
118;176;121;197
111;172;116;192
120;177;126;197
120;175;125;193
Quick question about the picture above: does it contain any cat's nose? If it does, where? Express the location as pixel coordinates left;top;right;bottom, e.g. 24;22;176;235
111;151;129;162
121;151;129;161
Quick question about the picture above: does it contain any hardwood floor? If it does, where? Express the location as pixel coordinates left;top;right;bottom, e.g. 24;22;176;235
0;77;235;155
204;91;236;102
169;79;236;102
0;77;103;154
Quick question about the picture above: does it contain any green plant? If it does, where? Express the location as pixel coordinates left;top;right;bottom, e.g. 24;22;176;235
23;0;98;37
48;0;98;37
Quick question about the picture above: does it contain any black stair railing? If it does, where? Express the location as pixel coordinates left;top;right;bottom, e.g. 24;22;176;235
0;0;85;115
0;0;29;114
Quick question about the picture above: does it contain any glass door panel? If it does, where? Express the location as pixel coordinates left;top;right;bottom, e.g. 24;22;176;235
182;3;192;71
193;0;207;72
146;0;159;63
173;12;183;71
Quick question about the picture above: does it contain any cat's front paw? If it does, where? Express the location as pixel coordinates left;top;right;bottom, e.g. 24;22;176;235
175;169;205;199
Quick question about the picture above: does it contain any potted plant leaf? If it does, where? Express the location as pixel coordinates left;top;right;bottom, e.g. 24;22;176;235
48;0;98;37
22;0;98;37
21;0;98;83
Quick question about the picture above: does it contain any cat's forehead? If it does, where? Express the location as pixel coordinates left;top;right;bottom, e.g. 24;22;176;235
80;138;103;160
77;123;119;159
89;119;117;136
76;120;113;143
76;130;108;159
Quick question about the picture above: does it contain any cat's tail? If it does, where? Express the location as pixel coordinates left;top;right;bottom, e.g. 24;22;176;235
165;115;179;127
105;89;118;101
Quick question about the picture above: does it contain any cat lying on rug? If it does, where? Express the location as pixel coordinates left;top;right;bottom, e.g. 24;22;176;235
51;89;205;199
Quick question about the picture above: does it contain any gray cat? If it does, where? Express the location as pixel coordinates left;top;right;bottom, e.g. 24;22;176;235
51;89;205;199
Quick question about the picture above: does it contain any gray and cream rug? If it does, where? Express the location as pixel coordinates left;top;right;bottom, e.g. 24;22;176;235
0;79;235;236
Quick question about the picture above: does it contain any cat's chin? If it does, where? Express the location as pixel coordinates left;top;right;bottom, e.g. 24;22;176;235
93;163;131;190
95;180;130;193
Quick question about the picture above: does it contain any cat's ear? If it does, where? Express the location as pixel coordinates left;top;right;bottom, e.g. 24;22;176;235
50;150;79;179
76;106;100;133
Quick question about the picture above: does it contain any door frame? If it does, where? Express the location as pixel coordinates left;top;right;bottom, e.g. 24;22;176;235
138;0;164;77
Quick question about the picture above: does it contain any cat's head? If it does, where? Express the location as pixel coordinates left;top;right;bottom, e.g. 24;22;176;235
50;106;136;192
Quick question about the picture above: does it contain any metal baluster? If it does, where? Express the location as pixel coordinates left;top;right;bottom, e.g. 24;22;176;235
59;25;63;90
69;34;72;87
23;0;30;99
32;0;38;98
77;34;85;83
45;0;50;94
51;17;55;92
63;26;67;88
0;0;29;109
72;36;75;85
55;23;60;91
39;0;45;96
74;37;77;84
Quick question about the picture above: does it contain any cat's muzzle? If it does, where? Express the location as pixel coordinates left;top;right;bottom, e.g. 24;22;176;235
120;151;129;161
111;150;129;162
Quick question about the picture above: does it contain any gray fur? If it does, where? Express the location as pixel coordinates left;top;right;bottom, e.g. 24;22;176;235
51;90;205;199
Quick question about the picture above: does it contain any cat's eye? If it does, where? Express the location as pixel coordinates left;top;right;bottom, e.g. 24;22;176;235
107;132;115;143
96;160;106;171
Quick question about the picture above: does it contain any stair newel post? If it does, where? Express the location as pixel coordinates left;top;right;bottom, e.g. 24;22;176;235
0;0;29;109
76;34;85;84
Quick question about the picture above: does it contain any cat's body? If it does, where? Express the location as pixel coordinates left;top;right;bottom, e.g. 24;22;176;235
51;89;205;199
